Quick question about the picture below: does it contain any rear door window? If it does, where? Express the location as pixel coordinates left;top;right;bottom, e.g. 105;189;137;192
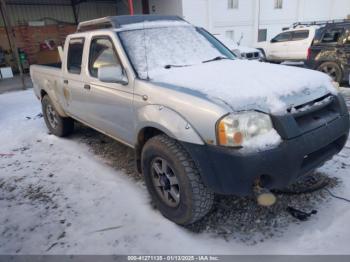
321;28;344;43
292;30;309;41
272;32;292;43
67;38;85;74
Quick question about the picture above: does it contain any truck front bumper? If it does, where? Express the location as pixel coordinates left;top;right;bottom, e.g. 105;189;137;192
182;113;349;196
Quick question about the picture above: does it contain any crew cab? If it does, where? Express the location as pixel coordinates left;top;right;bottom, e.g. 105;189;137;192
30;15;350;225
256;26;317;62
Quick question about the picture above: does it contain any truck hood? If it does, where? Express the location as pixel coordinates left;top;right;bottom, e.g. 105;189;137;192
151;59;336;114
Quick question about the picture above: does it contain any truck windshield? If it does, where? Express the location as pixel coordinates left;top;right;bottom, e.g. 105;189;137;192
118;26;236;80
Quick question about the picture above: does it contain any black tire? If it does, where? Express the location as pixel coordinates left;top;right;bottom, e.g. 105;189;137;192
142;135;214;225
317;62;343;83
42;95;74;137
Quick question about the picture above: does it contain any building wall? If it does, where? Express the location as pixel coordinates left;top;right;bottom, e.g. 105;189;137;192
179;0;350;46
148;0;183;16
259;0;350;43
1;1;127;26
209;0;255;46
182;0;208;29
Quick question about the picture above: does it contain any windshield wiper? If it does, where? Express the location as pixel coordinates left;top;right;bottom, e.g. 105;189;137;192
164;64;191;69
202;56;230;63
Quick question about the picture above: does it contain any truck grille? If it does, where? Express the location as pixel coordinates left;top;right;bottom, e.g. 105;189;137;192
243;52;260;60
271;94;346;140
291;94;340;134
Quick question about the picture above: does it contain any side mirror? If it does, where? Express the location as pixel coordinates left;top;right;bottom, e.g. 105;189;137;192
98;65;128;85
271;38;277;43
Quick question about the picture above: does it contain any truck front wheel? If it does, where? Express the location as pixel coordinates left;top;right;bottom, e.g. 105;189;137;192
42;95;74;137
142;135;214;225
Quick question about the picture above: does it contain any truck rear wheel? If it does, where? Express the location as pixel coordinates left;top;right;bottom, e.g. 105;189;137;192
318;62;342;83
142;135;214;225
42;95;74;137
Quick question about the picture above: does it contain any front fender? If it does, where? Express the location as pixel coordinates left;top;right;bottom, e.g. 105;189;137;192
136;105;204;145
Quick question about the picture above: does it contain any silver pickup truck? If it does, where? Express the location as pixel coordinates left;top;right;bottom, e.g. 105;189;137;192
30;15;349;225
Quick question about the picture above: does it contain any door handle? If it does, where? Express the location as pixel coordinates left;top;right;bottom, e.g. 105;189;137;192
63;79;68;84
84;84;91;90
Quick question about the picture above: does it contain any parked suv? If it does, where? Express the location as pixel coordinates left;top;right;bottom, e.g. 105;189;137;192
305;20;350;83
30;15;349;225
215;35;264;61
256;26;317;62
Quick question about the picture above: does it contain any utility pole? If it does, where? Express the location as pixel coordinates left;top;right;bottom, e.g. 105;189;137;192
71;0;78;25
0;0;25;89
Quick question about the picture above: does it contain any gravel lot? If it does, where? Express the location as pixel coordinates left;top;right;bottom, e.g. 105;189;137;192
0;88;349;253
72;122;341;245
68;87;350;244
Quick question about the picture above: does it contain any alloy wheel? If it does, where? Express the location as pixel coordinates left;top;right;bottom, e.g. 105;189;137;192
46;104;59;129
151;157;180;207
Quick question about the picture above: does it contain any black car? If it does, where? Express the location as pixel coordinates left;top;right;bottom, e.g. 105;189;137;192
305;20;350;83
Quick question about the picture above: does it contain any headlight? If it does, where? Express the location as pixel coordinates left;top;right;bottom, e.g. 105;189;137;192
217;111;274;147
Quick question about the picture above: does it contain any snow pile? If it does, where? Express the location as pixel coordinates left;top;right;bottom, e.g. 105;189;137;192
119;25;222;79
151;60;336;113
242;129;282;151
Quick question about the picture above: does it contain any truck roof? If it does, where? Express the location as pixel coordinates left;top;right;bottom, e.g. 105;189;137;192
77;15;186;32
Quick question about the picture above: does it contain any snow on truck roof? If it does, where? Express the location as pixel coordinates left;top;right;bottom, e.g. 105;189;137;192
77;15;189;32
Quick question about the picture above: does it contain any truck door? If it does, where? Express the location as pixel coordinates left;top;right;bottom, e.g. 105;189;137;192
63;37;88;120
82;35;135;145
268;31;292;61
290;30;310;60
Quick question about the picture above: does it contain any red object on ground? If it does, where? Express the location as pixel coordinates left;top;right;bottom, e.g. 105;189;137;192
128;0;134;15
0;153;14;157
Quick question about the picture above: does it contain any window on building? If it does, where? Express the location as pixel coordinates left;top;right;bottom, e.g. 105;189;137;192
274;0;283;9
258;29;267;42
292;30;309;41
321;28;344;43
67;38;85;75
89;37;121;78
225;30;235;40
228;0;239;9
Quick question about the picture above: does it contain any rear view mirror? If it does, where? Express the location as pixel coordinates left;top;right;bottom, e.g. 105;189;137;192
98;65;128;85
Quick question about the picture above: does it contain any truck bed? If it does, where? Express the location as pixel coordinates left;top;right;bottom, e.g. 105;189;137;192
30;64;63;101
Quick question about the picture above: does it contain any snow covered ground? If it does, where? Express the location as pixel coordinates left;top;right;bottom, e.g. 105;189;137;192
1;89;350;254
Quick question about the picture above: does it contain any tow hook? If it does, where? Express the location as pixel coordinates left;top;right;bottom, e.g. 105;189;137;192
253;181;277;207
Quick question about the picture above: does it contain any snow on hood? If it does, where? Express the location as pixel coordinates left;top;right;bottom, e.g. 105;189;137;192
151;60;336;114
